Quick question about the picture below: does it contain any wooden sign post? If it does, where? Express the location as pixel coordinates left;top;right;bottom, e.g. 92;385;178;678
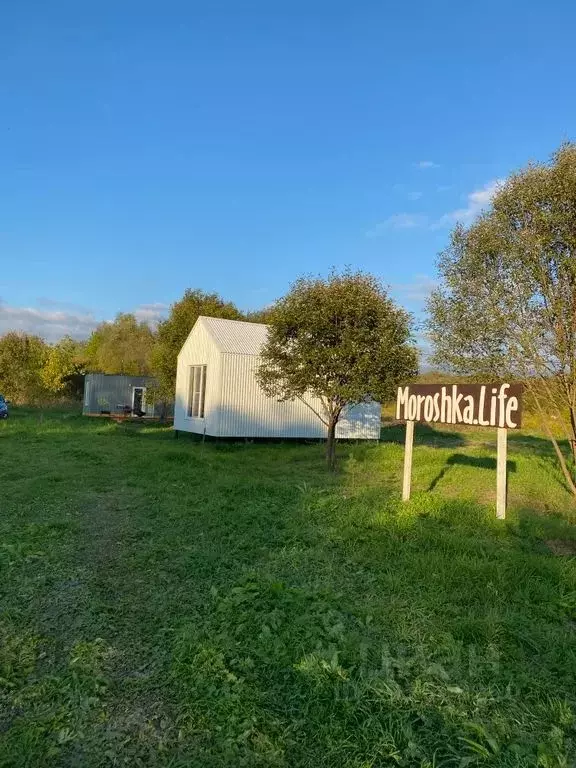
402;420;414;502
396;383;523;518
496;427;507;519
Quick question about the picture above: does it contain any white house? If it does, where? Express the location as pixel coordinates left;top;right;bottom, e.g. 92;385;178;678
174;316;381;439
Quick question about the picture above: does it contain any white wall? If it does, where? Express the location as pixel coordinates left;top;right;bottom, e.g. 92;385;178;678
176;322;381;439
174;321;222;434
218;353;381;439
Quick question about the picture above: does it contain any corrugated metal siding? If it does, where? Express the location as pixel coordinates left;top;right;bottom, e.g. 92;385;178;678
82;374;172;418
174;321;222;434
219;353;381;439
175;317;380;439
199;316;269;355
219;354;320;438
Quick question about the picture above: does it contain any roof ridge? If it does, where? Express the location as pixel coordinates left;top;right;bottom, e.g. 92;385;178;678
198;315;269;328
192;315;269;355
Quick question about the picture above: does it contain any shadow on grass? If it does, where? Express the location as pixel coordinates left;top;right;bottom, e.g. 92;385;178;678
427;453;518;492
174;432;325;446
380;422;466;448
5;407;576;764
508;431;569;458
382;420;570;461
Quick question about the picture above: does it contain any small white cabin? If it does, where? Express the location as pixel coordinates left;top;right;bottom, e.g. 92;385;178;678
174;316;381;440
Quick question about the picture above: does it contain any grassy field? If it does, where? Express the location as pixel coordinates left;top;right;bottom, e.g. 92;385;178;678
2;409;576;766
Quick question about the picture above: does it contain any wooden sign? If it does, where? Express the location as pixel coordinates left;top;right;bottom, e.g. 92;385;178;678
397;382;524;519
396;383;523;429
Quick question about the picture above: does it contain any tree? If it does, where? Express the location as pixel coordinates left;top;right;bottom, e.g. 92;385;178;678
151;289;243;401
85;313;155;376
0;332;49;404
427;143;576;495
244;306;276;324
41;336;87;398
257;270;418;469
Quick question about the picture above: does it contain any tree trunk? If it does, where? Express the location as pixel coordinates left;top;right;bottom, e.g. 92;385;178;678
526;380;576;497
546;426;576;497
326;418;337;471
569;406;576;465
536;401;576;498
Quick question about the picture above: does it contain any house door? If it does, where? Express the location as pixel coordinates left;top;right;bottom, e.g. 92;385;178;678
132;387;146;415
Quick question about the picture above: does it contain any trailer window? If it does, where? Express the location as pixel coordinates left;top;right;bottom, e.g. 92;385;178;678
187;365;206;418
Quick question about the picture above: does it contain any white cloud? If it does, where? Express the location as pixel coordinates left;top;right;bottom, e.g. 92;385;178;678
0;299;98;342
366;212;428;236
367;179;505;239
391;274;437;305
414;160;439;169
434;178;503;228
0;299;170;342
36;297;94;314
133;302;169;327
407;191;423;200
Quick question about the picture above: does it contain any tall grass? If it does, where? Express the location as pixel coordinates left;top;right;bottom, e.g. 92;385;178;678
0;408;575;766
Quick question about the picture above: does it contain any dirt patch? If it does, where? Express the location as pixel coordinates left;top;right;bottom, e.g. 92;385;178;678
546;538;576;556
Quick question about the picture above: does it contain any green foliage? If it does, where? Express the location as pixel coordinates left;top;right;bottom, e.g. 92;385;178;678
85;313;155;375
0;332;49;404
258;270;417;466
0;333;87;404
41;336;86;398
428;143;576;491
151;288;243;400
243;306;277;324
1;409;576;765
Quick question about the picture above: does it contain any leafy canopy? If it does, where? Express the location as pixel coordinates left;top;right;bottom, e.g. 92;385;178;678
85;313;155;376
427;142;576;492
258;270;417;408
151;289;243;399
0;332;49;404
258;270;417;466
41;336;87;397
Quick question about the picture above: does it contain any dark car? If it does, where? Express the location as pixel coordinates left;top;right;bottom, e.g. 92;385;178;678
0;395;8;419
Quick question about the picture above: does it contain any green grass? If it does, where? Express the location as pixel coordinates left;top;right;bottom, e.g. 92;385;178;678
1;408;576;766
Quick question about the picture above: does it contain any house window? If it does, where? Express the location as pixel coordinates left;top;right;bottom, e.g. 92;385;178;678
187;365;207;418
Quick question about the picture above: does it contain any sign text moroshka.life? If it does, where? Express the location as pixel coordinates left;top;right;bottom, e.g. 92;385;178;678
396;382;524;519
396;383;523;429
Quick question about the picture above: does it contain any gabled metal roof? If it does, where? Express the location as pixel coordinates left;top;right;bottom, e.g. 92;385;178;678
198;316;269;355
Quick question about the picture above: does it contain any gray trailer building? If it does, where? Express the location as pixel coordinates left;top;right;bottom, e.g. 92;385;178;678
82;374;172;419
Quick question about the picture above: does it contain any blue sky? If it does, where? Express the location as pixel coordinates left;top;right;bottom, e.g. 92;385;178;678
2;0;575;340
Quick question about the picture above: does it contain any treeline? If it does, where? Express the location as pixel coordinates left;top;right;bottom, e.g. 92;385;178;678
0;289;272;404
4;140;576;491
